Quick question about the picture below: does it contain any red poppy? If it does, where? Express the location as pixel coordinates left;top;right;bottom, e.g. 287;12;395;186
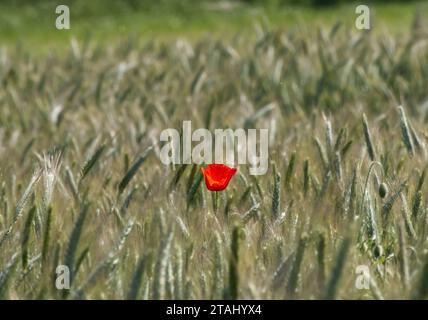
201;164;237;191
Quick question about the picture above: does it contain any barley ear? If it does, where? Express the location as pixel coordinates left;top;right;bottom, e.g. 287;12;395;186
398;106;414;157
226;225;241;300
362;114;376;161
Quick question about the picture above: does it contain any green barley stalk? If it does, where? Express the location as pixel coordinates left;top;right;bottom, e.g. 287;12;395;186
117;146;153;195
370;277;385;300
360;161;382;217
71;218;135;298
50;244;61;298
123;152;130;174
303;159;310;196
341;140;353;158
65;166;80;203
365;193;379;244
324;116;334;164
421;206;428;248
21;205;36;269
285;152;296;187
212;232;224;299
0;253;19;299
272;164;281;218
397;220;409;291
412;190;422;220
272;253;293;291
333;127;345;151
200;272;207;299
79;144;106;182
334;151;343;184
317;233;326;291
314;137;328;171
18;253;41;285
399;194;416;239
74;246;90;277
176;216;190;239
174;246;184;300
323;237;350;299
186;165;198;194
187;171;203;208
227;225;241;300
0;169;41;249
64;203;90;288
170;164;188;190
184;278;193;299
120;186;138;214
239;185;252;204
382;181;407;219
142;281;150;300
416;167;426;192
344;168;357;216
398;106;414;157
127;256;146;300
413;253;428;299
242;202;260;224
318;170;331;200
311;174;321;197
153;231;174;299
167;260;175;299
287;235;307;296
412;168;425;219
362;114;376;161
41;152;62;211
224;194;233;217
409;122;425;156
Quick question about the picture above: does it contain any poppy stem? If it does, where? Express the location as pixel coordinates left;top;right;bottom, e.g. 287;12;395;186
213;191;218;214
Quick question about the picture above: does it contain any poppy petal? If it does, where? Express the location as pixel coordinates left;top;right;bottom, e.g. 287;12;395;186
202;164;237;191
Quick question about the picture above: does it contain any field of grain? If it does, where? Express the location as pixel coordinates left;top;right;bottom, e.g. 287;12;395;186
1;18;428;299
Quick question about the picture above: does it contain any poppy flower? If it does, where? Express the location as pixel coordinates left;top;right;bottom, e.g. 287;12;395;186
201;164;237;191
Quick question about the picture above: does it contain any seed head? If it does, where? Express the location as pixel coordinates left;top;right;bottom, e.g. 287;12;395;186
379;183;388;198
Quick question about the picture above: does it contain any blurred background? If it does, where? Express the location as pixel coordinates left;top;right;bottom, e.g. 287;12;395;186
0;0;426;50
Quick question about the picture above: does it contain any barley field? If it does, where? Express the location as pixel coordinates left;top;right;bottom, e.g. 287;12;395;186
1;12;428;300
